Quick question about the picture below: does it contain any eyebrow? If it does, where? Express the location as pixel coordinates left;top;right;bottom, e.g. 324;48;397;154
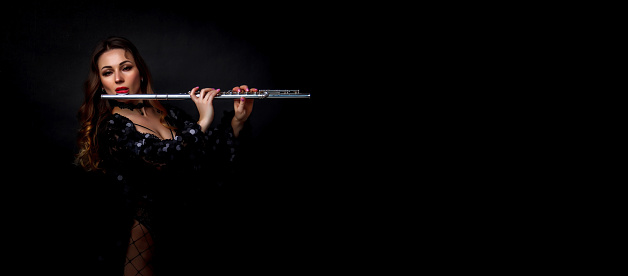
101;60;132;70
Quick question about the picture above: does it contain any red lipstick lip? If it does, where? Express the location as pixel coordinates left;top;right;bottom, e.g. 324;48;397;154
115;87;129;94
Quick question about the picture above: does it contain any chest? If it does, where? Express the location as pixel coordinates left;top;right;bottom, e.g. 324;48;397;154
116;109;175;140
133;117;174;140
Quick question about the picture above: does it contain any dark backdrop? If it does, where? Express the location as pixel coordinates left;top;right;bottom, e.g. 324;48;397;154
1;1;335;273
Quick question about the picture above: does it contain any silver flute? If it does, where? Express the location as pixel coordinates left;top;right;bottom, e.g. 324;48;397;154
101;90;310;100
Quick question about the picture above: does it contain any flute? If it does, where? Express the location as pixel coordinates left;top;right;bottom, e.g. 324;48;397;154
101;90;310;100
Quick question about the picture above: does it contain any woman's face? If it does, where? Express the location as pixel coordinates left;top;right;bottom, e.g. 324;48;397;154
98;48;141;97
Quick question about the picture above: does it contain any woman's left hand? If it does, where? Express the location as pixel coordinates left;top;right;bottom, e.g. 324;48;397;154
190;86;221;133
232;85;255;122
231;85;255;137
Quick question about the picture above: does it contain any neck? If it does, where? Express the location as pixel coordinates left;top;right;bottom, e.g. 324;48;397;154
111;100;147;116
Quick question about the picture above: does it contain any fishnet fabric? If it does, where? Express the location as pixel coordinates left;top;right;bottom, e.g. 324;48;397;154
124;220;155;276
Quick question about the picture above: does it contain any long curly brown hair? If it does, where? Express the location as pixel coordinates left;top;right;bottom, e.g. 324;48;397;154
75;36;170;171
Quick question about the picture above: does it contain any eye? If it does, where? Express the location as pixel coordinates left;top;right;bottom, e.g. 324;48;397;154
102;71;112;77
122;66;133;71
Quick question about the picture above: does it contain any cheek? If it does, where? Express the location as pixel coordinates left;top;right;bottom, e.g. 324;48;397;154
128;71;141;88
127;68;138;78
100;77;116;94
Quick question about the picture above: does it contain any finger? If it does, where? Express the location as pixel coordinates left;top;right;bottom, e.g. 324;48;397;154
232;86;241;93
236;97;246;112
239;85;249;92
203;88;219;100
201;88;214;102
250;88;258;92
207;89;220;103
189;86;200;101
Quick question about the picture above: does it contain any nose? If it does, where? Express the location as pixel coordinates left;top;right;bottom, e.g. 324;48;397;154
114;71;124;84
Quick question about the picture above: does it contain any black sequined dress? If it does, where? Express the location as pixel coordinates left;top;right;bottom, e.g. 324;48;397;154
97;104;247;275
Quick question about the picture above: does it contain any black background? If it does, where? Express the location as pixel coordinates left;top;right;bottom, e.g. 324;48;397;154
1;1;347;273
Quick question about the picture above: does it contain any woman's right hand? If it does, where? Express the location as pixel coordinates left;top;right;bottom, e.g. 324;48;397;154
190;86;220;133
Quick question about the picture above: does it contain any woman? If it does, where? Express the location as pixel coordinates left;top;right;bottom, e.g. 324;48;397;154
75;36;255;275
